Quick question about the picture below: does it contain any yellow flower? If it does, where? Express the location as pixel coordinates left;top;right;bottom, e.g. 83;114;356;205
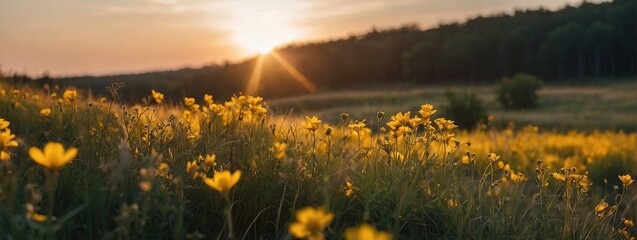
0;118;10;130
487;153;500;162
0;128;19;149
274;142;287;160
289;206;333;240
30;212;48;222
204;94;214;105
247;96;263;106
28;142;78;170
447;198;458;208
619;174;634;188
624;218;634;228
408;116;423;127
203;170;241;195
304;116;321;132
393;126;411;137
345;181;354;198
497;161;504;169
184;97;196;107
419;104;437;118
434;118;458;131
151;90;164;104
595;200;608;213
182;97;200;111
552;173;566;182
184;97;199;111
390;112;411;125
40;108;52;117
203;154;217;167
0;128;19;161
0;151;11;161
345;223;391;240
386;120;401;130
348;121;366;132
510;170;527;183
461;156;471;165
186;160;200;179
157;163;169;176
62;89;78;102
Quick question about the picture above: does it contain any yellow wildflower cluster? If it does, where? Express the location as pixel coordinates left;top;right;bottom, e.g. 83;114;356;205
151;89;164;104
63;89;78;102
184;97;199;112
551;168;592;192
0;84;634;239
459;125;636;174
0;118;18;161
186;154;217;179
182;109;201;141
615;218;635;239
386;112;413;138
345;181;354;198
208;95;268;126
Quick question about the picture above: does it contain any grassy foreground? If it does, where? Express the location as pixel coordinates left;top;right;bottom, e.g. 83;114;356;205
0;82;635;239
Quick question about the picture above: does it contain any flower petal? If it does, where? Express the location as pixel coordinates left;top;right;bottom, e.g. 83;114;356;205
29;147;48;168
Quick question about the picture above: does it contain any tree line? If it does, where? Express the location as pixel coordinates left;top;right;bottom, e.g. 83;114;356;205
2;0;635;100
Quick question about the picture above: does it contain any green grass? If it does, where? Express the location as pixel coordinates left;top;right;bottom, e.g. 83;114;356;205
0;82;635;239
270;80;637;131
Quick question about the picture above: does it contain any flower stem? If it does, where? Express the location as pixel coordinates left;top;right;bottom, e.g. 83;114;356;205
224;194;234;240
46;169;58;239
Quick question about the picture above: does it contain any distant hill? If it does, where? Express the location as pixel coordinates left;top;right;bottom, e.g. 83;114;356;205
3;0;635;101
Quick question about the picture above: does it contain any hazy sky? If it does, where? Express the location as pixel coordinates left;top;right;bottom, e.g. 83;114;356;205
0;0;599;76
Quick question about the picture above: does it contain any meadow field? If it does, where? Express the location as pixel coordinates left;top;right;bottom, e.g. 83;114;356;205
271;80;637;131
0;81;635;239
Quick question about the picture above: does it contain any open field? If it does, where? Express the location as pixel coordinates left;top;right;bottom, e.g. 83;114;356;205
271;80;637;131
0;82;635;239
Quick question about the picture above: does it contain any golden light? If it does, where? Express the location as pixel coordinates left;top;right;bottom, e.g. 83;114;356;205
227;3;300;55
245;50;316;95
236;28;288;55
245;54;265;95
223;1;315;95
270;51;316;93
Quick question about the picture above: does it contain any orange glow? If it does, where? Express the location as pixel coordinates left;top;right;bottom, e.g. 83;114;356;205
245;51;316;95
270;51;316;93
227;2;300;55
245;54;265;95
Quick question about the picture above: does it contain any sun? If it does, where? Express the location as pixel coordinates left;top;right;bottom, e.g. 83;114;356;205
256;46;273;55
225;2;300;55
234;23;296;55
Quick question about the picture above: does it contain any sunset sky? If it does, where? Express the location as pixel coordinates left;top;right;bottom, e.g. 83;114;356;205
0;0;600;76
